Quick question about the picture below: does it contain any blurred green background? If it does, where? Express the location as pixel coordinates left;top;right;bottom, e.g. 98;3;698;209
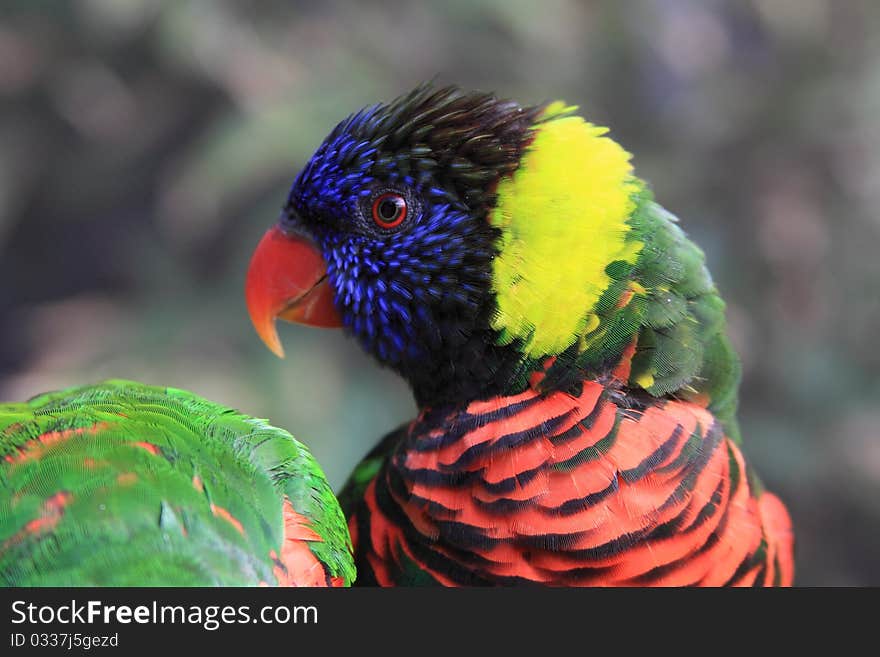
1;1;878;585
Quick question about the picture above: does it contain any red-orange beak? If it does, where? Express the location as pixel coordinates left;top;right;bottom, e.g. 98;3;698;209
245;226;342;358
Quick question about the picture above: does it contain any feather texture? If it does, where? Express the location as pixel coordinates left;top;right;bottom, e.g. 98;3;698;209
343;380;793;586
0;380;354;586
253;83;794;586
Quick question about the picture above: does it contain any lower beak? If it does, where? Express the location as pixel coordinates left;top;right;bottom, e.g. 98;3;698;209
245;226;342;358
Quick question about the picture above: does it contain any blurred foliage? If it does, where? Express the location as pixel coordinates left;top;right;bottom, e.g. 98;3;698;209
1;0;878;585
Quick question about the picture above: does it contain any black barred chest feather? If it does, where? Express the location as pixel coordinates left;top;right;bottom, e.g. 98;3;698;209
350;382;794;586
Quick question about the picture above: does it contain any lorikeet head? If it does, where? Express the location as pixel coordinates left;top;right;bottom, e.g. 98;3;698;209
246;84;738;416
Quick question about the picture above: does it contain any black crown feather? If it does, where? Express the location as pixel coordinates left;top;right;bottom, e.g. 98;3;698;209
325;84;545;212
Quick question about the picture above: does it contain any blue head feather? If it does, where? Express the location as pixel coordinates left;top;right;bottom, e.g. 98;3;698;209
279;85;544;405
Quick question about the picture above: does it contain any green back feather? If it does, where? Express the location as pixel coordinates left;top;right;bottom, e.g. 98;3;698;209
0;380;354;586
540;185;741;440
628;192;741;439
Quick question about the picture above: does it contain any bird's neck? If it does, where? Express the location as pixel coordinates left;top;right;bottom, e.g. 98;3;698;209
409;336;639;413
405;332;543;409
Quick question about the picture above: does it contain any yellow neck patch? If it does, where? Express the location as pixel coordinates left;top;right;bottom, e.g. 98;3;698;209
489;103;642;357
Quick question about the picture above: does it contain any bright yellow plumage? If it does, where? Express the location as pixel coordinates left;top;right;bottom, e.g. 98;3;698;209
489;102;642;357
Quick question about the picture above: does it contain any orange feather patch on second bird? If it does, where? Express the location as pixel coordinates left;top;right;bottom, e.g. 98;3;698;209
271;497;338;587
2;491;74;551
210;504;245;536
4;422;113;465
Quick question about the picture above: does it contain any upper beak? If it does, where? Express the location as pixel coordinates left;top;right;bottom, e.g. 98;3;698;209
245;225;342;358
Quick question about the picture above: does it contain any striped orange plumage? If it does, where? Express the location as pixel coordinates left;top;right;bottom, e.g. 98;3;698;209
350;379;794;586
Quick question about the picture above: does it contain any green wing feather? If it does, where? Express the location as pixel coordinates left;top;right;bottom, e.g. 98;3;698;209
544;186;741;440
628;193;742;440
0;379;354;586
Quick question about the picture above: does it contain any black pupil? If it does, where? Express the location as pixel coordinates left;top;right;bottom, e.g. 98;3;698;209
378;197;401;222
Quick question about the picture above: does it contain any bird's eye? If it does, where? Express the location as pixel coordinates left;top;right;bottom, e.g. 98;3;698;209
371;193;407;229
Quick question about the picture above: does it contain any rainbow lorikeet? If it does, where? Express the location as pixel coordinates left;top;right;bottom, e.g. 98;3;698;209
0;380;354;586
246;85;795;586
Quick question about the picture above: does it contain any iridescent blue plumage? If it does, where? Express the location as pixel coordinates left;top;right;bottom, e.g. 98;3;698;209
303;184;486;366
278;85;543;405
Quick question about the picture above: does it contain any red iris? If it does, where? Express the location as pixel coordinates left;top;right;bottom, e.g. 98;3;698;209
371;193;407;229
